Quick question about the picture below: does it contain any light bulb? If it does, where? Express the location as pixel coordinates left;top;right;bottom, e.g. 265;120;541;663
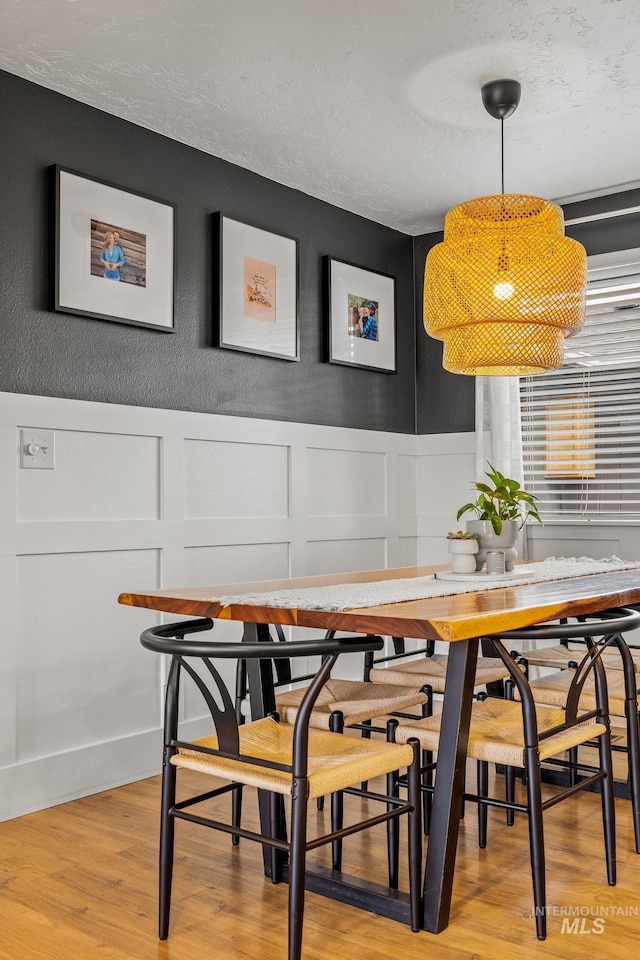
494;281;515;300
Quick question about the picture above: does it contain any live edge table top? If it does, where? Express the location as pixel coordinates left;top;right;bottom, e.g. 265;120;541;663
118;564;640;643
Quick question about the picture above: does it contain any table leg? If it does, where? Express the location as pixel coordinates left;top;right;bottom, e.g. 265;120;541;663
422;636;478;933
243;621;276;718
242;621;286;878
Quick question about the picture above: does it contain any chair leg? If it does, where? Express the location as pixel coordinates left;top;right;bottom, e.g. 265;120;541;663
231;785;243;846
330;711;344;871
568;745;578;787
361;718;372;791
232;660;247;844
625;703;640;854
422;749;433;836
159;746;177;940
523;747;546;940
505;763;516;826
288;779;309;960
506;677;527;788
386;719;400;888
477;760;488;848
270;789;285;883
386;766;400;889
421;685;433;833
407;739;423;932
598;726;617;886
234;659;247;725
331;789;344;872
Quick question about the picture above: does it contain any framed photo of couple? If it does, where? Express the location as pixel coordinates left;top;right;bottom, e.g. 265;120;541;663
215;213;299;361
324;257;396;373
53;166;176;332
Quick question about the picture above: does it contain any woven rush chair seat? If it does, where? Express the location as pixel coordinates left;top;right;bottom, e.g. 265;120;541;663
520;644;640;673
525;669;637;716
276;679;427;730
140;619;423;960
369;653;509;692
393;697;606;768
175;715;415;800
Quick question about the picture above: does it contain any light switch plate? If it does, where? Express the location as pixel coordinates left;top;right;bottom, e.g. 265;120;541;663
20;429;55;469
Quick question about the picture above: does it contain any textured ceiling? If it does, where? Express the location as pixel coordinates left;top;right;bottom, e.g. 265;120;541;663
2;0;640;234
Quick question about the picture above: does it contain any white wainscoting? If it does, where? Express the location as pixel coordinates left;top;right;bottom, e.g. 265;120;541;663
0;391;474;820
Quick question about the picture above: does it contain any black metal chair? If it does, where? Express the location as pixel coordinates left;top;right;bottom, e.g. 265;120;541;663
390;607;640;939
365;635;510;701
141;618;422;960
233;624;429;869
234;625;429;738
365;635;511;826
509;607;640;853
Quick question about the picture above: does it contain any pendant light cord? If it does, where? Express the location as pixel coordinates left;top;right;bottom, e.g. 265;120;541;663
501;117;504;194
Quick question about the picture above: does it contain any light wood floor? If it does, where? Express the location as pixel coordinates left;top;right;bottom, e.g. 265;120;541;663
2;765;640;960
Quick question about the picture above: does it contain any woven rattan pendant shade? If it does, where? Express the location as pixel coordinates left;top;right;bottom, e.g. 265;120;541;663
424;193;587;376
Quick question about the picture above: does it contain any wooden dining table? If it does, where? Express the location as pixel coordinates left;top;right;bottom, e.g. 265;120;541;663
119;562;640;934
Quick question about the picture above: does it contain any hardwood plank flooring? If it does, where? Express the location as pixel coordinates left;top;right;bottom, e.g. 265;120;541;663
2;767;640;959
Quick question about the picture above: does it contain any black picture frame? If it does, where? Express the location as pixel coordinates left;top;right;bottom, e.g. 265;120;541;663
53;165;176;332
323;256;396;373
214;212;299;361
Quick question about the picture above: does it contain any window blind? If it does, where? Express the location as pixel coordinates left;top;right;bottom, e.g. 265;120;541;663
520;249;640;520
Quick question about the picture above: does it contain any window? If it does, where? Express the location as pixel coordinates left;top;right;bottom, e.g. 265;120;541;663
520;248;640;520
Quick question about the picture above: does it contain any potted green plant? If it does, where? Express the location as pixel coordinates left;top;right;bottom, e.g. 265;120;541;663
456;463;541;572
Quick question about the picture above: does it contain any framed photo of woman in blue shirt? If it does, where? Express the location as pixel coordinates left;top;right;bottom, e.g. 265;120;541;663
54;166;176;331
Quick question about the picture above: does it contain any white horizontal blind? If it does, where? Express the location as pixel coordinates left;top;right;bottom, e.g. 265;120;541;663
521;249;640;520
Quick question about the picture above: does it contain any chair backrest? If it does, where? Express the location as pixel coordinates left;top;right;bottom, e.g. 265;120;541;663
141;619;384;776
235;625;395;718
363;636;436;680
238;622;437;687
257;625;418;683
484;607;640;743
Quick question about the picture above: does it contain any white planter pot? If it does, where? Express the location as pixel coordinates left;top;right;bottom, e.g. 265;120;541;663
465;519;518;572
447;538;479;574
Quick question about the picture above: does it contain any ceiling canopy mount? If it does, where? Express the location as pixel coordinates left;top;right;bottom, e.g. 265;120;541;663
480;78;521;120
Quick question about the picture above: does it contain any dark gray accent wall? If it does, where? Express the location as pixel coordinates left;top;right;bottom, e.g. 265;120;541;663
415;189;640;434
563;187;640;256
1;71;415;433
414;230;476;434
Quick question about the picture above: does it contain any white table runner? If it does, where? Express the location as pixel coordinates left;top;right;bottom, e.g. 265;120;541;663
217;556;640;611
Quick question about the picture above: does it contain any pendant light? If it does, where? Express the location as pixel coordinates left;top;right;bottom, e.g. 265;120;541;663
423;79;587;376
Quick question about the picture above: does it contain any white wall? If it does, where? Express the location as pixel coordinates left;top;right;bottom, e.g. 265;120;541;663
526;523;640;563
0;390;474;820
415;431;476;562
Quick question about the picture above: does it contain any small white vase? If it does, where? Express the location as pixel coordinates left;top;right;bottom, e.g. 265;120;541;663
447;538;479;574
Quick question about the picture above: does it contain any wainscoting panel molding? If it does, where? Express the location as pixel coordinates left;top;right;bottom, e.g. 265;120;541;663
0;391;473;820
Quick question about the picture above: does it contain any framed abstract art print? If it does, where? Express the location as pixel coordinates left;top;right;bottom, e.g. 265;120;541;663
215;213;299;360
